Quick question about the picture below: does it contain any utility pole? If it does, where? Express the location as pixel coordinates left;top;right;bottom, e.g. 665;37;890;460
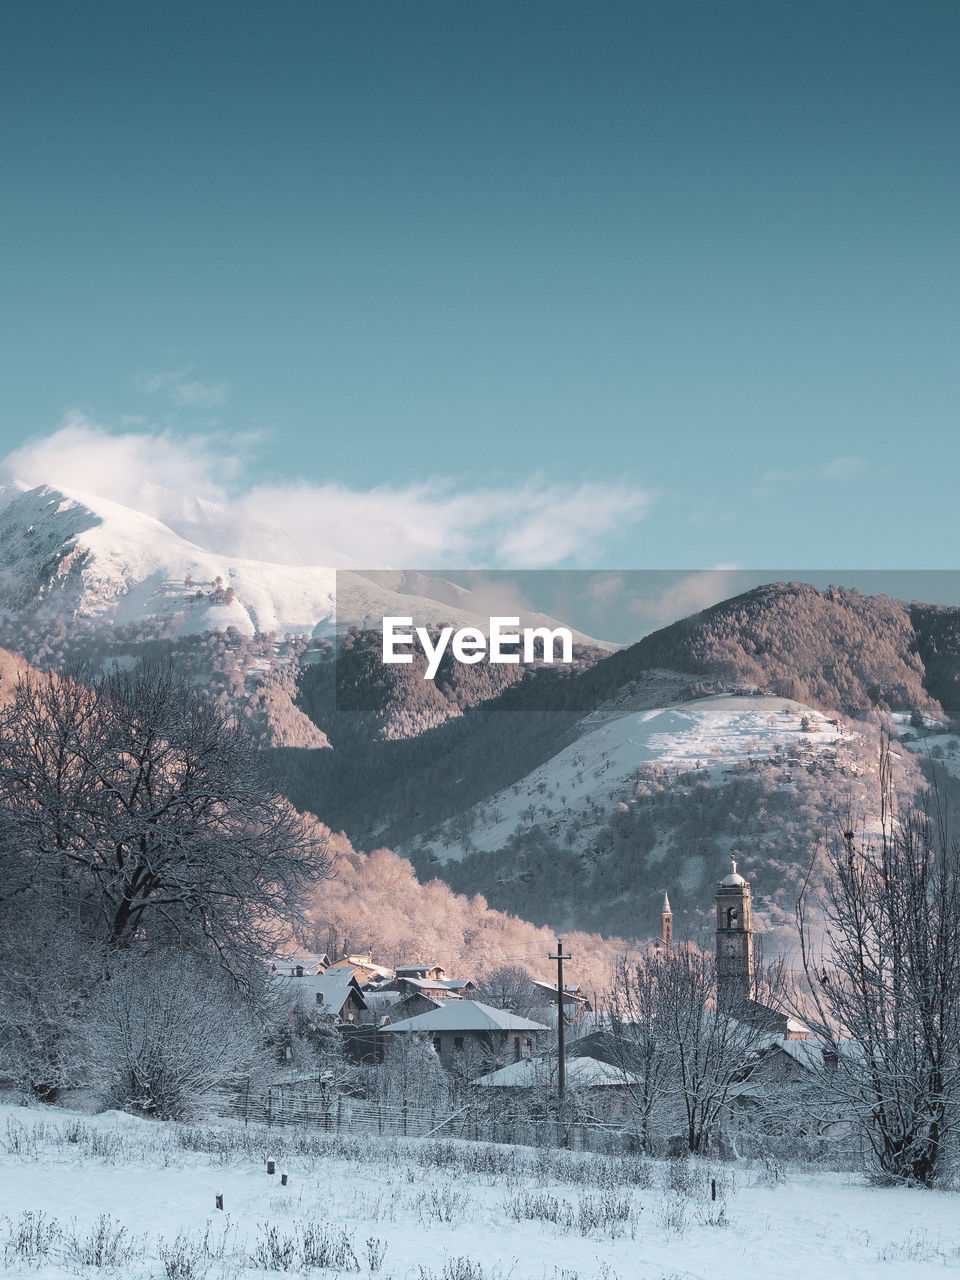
548;939;572;1100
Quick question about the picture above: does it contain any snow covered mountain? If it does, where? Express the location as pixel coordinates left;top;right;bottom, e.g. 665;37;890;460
419;694;866;865
400;689;883;944
0;483;603;644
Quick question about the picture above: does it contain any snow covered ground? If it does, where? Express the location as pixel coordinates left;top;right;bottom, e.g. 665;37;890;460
889;713;960;781
428;696;860;863
1;1103;957;1280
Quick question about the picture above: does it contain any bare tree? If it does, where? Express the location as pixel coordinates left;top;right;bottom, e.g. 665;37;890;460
474;965;539;1017
602;951;676;1153
796;742;960;1186
604;945;789;1154
366;1034;455;1109
661;945;790;1154
87;949;262;1120
0;662;331;976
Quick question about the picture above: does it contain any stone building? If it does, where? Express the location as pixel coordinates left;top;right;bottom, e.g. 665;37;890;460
715;856;755;1004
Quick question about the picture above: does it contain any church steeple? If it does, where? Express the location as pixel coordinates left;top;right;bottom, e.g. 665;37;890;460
661;891;673;948
716;856;754;1003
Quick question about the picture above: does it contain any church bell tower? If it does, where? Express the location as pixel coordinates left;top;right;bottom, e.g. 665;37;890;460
716;856;754;1003
661;891;673;948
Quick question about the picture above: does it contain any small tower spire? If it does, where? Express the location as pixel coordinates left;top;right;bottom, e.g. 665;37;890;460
661;890;674;948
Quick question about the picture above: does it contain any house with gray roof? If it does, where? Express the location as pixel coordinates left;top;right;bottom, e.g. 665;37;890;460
272;967;370;1025
379;999;548;1071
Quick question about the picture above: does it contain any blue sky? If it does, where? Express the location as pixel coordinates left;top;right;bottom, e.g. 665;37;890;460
1;1;958;570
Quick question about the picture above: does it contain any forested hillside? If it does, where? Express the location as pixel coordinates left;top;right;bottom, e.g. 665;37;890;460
296;626;605;741
6;580;960;955
559;582;948;719
279;583;960;849
305;823;636;995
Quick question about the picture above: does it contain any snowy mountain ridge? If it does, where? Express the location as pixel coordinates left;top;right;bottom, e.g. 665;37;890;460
0;482;604;645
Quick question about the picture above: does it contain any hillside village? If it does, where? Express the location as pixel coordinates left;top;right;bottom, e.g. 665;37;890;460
263;854;843;1162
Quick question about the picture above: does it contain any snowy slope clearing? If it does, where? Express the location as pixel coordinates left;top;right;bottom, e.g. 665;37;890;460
427;696;861;863
890;713;960;781
1;1104;957;1280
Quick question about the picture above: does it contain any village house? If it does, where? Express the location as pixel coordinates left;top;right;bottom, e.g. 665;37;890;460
272;966;371;1025
267;950;331;977
378;999;548;1070
474;1053;641;1124
395;962;446;981
530;980;592;1014
325;953;395;985
365;988;444;1025
386;975;466;1002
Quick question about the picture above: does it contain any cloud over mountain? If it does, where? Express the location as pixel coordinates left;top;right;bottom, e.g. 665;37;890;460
2;418;653;569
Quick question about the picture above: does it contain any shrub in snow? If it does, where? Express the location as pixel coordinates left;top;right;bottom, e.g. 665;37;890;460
0;918;104;1101
61;1214;142;1269
364;1236;388;1272
85;950;261;1121
250;1221;359;1272
2;1210;59;1266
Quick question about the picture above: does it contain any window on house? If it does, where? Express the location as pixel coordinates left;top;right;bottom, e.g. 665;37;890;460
433;1036;442;1055
513;1037;521;1061
726;907;738;928
454;1037;464;1052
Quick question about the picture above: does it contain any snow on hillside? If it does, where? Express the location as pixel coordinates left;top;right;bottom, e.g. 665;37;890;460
427;696;862;863
1;1103;957;1280
0;483;604;644
890;713;960;781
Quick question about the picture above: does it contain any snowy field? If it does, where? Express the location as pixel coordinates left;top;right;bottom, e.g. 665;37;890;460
2;1104;958;1280
429;696;857;862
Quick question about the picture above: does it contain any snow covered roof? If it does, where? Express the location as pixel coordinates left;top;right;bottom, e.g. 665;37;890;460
273;968;367;1013
475;1056;638;1089
395;977;460;994
531;980;588;1004
327;956;395;979
268;950;330;974
363;991;403;1014
378;999;548;1034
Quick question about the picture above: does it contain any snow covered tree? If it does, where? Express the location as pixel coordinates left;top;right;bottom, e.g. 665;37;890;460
0;662;331;977
603;944;789;1155
86;950;261;1120
0;916;104;1100
796;743;960;1186
602;950;677;1153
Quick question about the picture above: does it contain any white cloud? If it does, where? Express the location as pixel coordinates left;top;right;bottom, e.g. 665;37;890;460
235;477;653;568
628;567;745;627
138;370;227;409
0;420;653;570
821;456;867;482
1;414;236;507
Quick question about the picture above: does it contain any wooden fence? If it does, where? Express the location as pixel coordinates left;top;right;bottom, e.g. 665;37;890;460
213;1088;643;1154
